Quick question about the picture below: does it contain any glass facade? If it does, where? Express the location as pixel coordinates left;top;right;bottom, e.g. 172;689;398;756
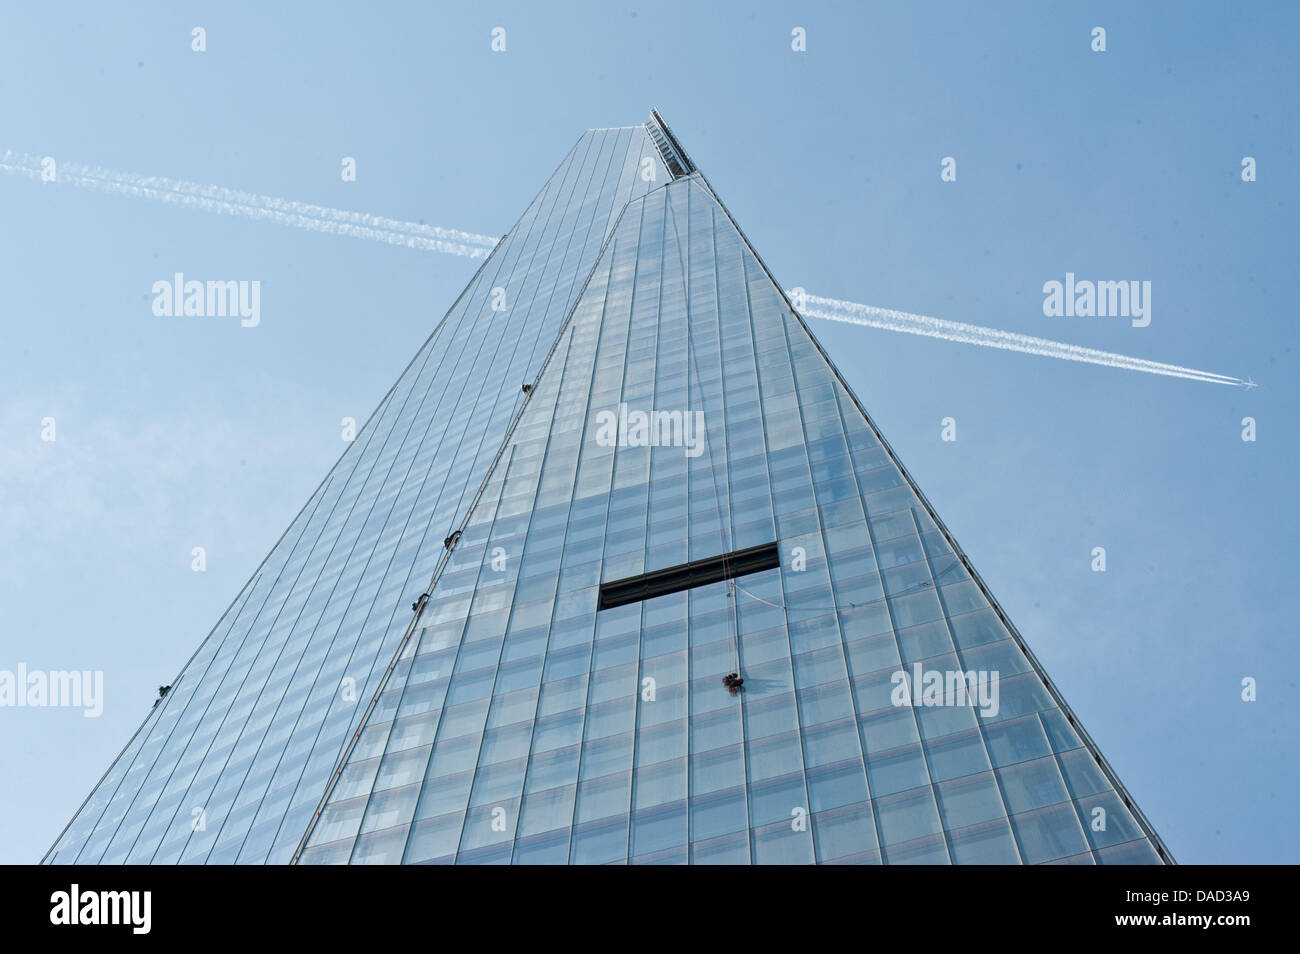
47;115;1170;865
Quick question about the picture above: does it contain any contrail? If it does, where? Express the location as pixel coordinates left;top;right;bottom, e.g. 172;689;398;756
795;293;1250;387
0;150;499;259
2;149;1250;387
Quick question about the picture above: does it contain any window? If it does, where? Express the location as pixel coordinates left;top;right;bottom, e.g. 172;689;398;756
597;541;780;610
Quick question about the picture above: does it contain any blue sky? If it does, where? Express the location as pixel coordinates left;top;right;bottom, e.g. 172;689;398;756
1;1;1296;864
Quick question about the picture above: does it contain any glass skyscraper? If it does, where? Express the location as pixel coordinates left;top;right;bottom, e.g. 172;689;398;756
45;112;1171;865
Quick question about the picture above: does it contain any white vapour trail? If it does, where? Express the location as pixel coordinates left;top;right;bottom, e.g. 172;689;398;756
797;293;1248;387
0;150;500;259
0;149;1251;386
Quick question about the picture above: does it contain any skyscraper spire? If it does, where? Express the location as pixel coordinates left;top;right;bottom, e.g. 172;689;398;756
47;115;1169;865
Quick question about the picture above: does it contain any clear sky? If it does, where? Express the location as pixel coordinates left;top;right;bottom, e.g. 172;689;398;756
1;1;1295;864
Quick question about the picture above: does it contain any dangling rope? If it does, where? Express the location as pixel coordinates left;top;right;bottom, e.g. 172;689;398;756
669;191;742;683
665;189;970;685
685;305;741;677
732;556;968;612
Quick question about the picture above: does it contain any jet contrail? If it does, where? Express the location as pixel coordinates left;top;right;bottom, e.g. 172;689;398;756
3;149;1250;387
796;293;1249;387
0;150;499;258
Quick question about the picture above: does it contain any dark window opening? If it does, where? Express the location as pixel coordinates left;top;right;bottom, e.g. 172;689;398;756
597;541;779;610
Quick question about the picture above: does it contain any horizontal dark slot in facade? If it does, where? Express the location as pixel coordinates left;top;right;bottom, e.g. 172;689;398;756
598;540;780;610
